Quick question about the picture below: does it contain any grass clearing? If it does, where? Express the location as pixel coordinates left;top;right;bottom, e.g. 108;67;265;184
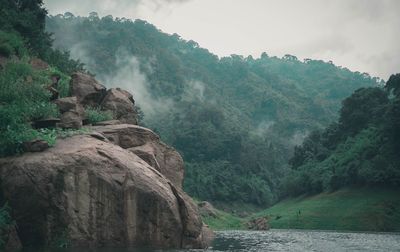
202;188;400;232
252;187;400;232
202;209;245;230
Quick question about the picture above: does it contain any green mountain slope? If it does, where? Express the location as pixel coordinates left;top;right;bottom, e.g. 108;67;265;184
283;77;400;197
203;188;400;232
254;188;400;232
46;14;381;205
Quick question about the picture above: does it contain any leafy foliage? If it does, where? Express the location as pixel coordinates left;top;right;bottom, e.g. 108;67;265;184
0;0;84;74
0;0;51;57
85;107;113;124
285;77;400;197
46;14;381;206
48;67;71;97
0;203;12;249
0;30;28;58
0;61;60;156
0;1;88;157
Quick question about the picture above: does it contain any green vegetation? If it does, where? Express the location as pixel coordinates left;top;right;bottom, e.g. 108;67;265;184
46;14;381;206
0;60;59;156
0;31;28;58
0;1;85;157
85;107;114;124
283;77;400;197
0;0;84;73
202;209;245;231
2;1;398;234
203;188;400;232
253;188;400;232
0;204;13;249
48;67;71;98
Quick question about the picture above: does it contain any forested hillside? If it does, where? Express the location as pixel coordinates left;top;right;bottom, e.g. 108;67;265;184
46;13;381;205
283;75;400;196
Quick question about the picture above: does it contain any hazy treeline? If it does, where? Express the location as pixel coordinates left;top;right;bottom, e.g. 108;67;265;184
45;13;383;205
284;75;400;196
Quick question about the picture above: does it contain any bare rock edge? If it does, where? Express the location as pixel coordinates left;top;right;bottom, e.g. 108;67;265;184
0;71;213;250
0;130;213;249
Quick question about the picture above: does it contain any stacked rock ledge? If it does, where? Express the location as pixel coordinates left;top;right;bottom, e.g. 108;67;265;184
0;72;213;249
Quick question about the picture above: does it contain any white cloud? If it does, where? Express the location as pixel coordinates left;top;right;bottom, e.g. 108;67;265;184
44;0;400;79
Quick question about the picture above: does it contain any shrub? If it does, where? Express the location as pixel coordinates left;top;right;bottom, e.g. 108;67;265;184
48;67;71;98
0;204;13;249
0;62;59;156
85;107;113;124
0;43;13;57
0;31;28;58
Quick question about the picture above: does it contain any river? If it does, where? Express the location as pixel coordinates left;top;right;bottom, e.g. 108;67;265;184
25;230;400;252
208;230;400;251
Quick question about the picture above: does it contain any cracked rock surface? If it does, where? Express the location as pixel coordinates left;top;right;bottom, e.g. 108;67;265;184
0;133;212;249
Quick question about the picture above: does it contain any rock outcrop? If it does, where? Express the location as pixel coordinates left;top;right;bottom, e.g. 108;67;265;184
101;88;137;125
70;72;107;107
22;139;49;153
68;72;138;126
54;97;85;129
0;70;212;250
92;124;185;189
0;134;211;249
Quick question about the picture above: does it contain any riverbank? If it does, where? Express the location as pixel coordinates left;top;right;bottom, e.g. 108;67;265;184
203;188;400;232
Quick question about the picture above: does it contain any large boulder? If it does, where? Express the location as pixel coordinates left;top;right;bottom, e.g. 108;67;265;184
0;134;211;249
101;88;137;125
70;72;106;107
54;97;84;129
92;124;184;189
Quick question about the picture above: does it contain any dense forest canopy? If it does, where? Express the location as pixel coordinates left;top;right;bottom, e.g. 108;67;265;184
284;75;400;196
45;13;383;205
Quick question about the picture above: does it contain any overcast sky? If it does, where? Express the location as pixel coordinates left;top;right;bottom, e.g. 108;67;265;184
44;0;400;80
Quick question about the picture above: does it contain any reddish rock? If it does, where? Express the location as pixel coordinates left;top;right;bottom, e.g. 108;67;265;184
22;139;49;152
101;88;137;125
59;111;82;129
70;72;106;107
92;124;185;189
54;97;82;114
0;135;212;249
54;97;84;129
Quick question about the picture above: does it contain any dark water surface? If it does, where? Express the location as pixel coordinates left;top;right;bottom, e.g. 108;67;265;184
26;230;400;252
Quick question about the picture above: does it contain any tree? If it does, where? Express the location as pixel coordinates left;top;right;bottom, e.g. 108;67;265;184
0;0;51;56
386;73;400;97
339;87;388;135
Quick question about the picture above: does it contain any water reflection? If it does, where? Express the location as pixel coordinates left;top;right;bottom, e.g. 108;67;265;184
21;230;400;252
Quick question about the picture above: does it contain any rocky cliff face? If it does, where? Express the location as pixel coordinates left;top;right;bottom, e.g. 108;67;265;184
0;72;213;249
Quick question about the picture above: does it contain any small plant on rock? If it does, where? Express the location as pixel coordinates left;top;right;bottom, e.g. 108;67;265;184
85;107;113;124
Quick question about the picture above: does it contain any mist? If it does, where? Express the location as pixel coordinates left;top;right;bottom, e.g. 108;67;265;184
44;0;400;80
95;50;175;118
